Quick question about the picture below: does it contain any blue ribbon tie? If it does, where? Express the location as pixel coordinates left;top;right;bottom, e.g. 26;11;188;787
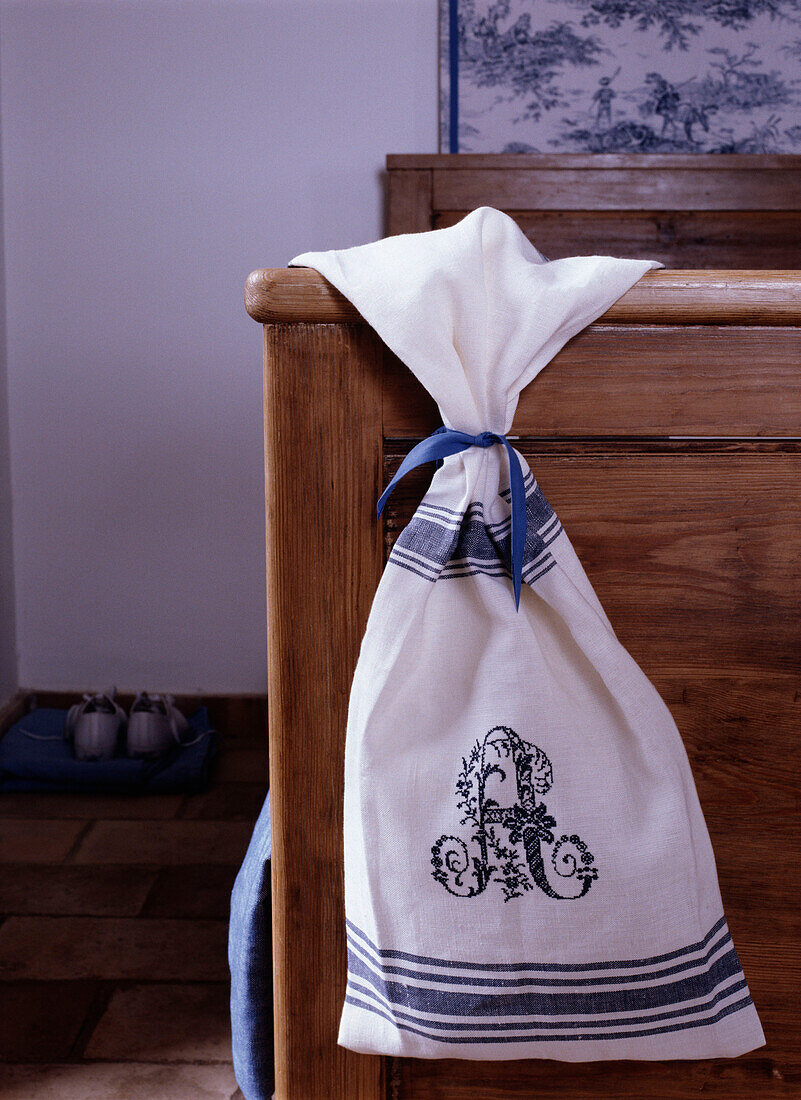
376;427;527;610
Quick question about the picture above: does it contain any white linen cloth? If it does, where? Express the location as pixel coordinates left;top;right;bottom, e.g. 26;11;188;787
290;207;765;1061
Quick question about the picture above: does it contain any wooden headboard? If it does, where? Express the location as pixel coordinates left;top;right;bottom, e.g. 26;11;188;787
246;268;801;1099
387;155;801;267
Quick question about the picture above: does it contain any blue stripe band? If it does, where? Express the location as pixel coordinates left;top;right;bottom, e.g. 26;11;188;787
347;927;733;988
347;974;749;1032
346;915;727;973
344;991;754;1044
346;942;744;1019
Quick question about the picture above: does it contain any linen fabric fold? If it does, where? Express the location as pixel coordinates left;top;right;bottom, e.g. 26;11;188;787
288;208;764;1061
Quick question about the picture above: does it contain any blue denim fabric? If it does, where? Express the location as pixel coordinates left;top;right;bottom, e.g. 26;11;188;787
229;790;273;1099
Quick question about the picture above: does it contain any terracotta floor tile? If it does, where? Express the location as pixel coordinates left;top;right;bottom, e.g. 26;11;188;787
141;865;238;920
0;917;229;980
0;727;264;1096
0;792;184;820
0;981;100;1061
0;1062;239;1099
85;982;231;1062
214;748;268;783
0;866;156;916
0;796;182;822
72;820;252;866
180;783;266;822
0;819;86;864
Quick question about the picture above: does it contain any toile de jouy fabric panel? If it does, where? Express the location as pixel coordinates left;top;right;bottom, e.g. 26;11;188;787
440;0;801;153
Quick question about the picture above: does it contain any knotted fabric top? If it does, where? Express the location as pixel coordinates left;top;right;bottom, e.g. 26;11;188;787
376;427;528;607
290;207;661;435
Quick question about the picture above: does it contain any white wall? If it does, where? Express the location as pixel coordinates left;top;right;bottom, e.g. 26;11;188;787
0;0;438;694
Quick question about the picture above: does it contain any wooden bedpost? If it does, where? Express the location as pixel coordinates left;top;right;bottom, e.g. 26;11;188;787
262;320;384;1100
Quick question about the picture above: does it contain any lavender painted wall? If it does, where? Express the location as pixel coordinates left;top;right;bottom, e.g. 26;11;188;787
0;1;438;693
0;87;18;706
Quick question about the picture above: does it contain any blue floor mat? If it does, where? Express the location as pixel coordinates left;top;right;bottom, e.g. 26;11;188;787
0;706;218;793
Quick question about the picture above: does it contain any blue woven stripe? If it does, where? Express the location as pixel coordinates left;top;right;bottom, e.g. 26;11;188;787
346;973;750;1032
390;545;441;577
393;481;558;585
346;941;743;1019
344;991;754;1044
386;555;442;582
346;916;727;973
347;926;733;989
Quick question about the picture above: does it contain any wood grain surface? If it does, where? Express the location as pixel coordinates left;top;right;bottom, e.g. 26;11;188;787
386;154;801;266
383;446;801;672
265;323;384;1100
393;1053;796;1099
383;326;801;438
432;167;801;211
387;169;433;236
245;269;801;326
434;210;801;269
387;154;801;171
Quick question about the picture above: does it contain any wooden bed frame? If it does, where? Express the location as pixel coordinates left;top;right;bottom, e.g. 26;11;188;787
246;267;801;1099
386;154;801;267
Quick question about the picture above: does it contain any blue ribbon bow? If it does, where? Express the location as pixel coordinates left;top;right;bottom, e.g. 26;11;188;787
376;427;527;610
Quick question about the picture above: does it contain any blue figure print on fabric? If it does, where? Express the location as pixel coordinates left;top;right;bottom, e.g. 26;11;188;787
592;66;620;127
431;726;598;902
442;0;801;154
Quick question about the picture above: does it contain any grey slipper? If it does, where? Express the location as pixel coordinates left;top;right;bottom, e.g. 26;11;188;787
65;687;126;761
126;692;192;758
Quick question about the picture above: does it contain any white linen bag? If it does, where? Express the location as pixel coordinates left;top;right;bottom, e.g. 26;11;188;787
291;208;765;1062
